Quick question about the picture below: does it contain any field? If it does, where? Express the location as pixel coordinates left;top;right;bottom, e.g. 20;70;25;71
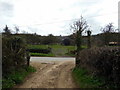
27;44;80;57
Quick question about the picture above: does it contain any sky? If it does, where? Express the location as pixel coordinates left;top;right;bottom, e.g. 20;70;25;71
0;0;119;36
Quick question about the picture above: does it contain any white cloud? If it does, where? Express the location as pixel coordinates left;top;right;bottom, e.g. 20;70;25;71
0;0;14;29
0;0;119;35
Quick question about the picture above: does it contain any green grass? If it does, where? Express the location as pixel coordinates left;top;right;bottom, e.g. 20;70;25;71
72;67;105;88
27;44;76;57
2;66;36;88
27;44;77;50
27;44;87;57
30;53;55;57
65;52;75;57
27;44;49;49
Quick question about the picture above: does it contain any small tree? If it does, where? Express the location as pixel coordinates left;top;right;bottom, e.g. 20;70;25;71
71;16;89;66
62;38;70;46
2;36;27;76
3;25;11;35
15;26;19;34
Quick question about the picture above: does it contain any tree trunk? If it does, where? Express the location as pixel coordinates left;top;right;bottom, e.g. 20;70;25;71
75;31;82;67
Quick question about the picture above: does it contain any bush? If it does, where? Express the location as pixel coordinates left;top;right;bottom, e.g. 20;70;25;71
2;36;27;76
2;36;33;88
25;66;36;72
27;48;51;54
2;66;36;88
77;47;120;87
72;67;104;88
62;38;71;46
2;78;15;88
30;53;55;57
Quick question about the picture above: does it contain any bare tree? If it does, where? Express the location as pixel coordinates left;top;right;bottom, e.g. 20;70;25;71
101;23;115;45
71;16;89;66
102;23;114;33
15;26;19;34
3;25;11;35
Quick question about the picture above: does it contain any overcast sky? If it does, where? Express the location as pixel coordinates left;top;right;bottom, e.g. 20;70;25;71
0;0;119;36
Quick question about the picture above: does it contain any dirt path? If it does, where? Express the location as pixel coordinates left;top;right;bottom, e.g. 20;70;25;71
15;57;77;88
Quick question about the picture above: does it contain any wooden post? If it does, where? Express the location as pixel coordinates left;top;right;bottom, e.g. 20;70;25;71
26;52;30;66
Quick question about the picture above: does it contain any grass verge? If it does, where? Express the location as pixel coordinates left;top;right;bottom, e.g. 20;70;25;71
72;67;105;88
30;53;55;57
2;66;36;88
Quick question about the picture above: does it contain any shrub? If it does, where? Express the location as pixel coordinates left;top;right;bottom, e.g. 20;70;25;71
30;53;55;57
2;36;27;76
27;48;51;54
77;47;120;87
62;38;71;46
2;66;36;88
2;78;15;88
25;66;36;72
72;67;105;88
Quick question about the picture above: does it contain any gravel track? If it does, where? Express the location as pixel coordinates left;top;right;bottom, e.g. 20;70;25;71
15;57;77;88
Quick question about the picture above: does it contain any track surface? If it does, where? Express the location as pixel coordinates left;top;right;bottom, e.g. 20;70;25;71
15;57;77;88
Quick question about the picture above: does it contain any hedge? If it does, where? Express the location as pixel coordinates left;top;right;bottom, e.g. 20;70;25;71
77;47;120;87
27;48;51;54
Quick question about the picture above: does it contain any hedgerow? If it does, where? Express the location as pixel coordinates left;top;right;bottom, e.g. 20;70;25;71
2;35;36;88
77;47;120;87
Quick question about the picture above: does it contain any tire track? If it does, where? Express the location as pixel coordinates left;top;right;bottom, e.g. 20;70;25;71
15;60;77;88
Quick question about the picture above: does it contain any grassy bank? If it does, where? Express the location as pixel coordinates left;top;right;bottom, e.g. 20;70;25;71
72;67;105;88
2;66;36;88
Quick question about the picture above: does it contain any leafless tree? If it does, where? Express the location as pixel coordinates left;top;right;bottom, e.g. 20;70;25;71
71;16;89;50
15;26;19;34
101;23;115;45
3;25;11;35
71;16;89;66
102;23;114;33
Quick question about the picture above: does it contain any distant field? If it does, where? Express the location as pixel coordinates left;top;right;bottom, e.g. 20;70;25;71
27;44;76;49
27;45;49;49
27;44;87;57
